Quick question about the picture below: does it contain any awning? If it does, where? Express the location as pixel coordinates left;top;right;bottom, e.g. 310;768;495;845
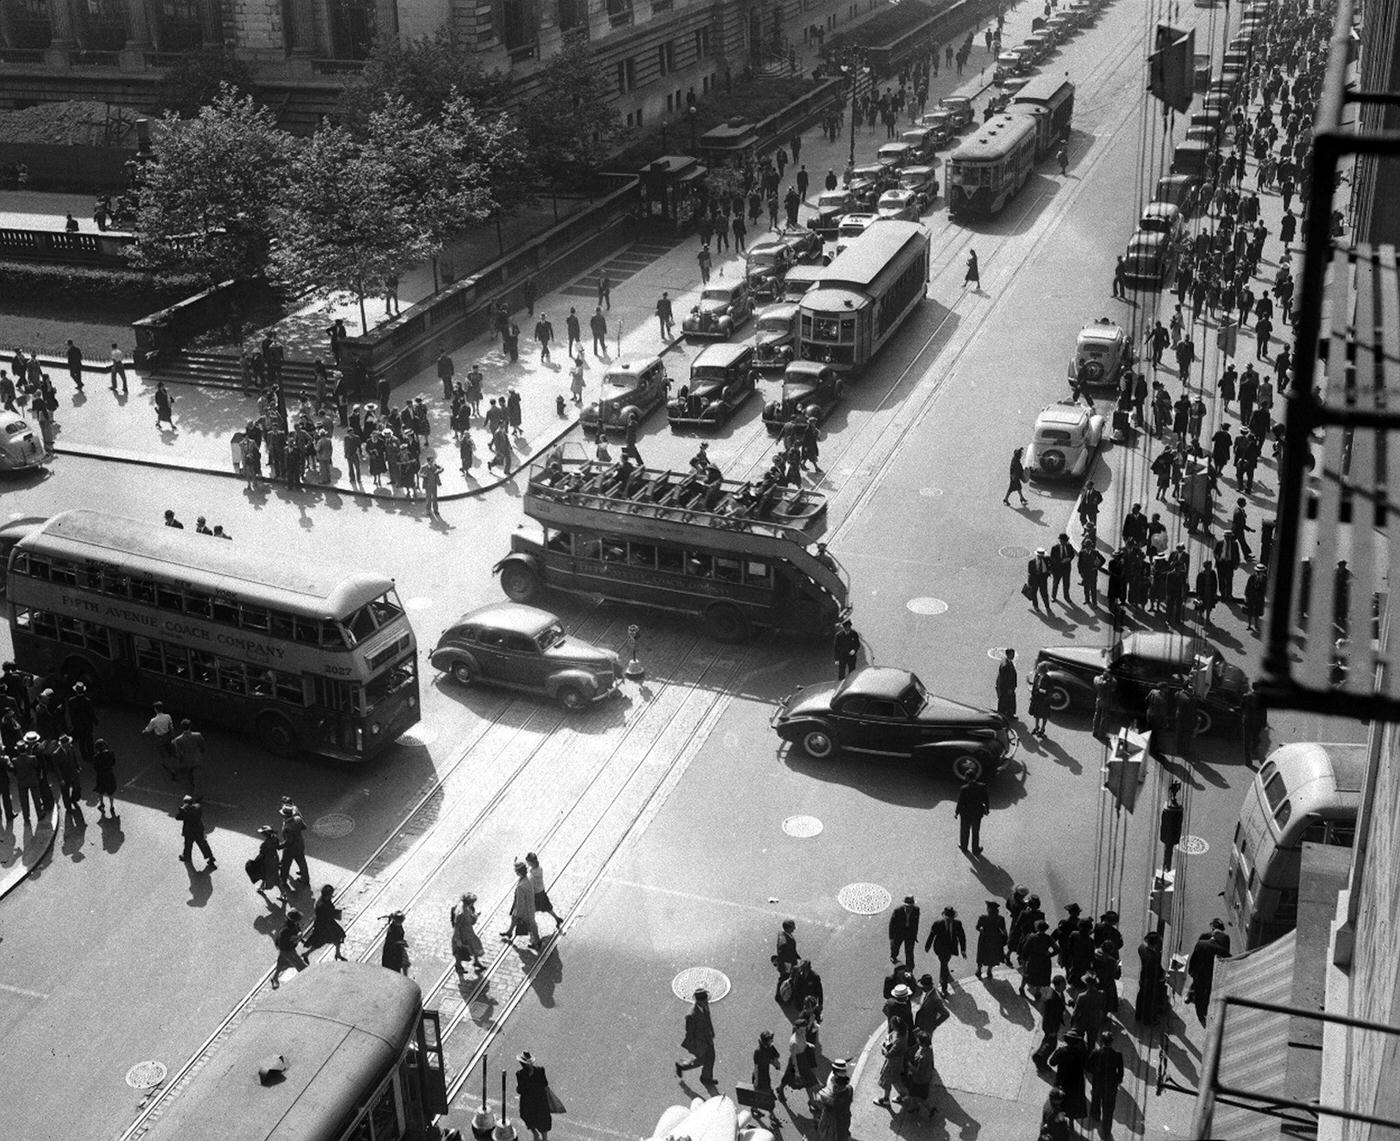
1193;931;1305;1141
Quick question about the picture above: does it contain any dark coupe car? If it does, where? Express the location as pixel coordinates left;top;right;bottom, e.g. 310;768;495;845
761;361;844;434
1033;632;1251;735
771;667;1016;780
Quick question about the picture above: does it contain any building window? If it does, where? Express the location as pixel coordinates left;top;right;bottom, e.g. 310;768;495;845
329;0;379;59
658;40;674;76
617;57;636;94
607;0;632;27
694;26;711;59
501;0;538;56
558;0;587;33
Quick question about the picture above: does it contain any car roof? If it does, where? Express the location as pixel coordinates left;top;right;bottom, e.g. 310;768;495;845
1079;321;1124;342
1037;400;1088;425
879;189;913;199
784;360;831;380
693;341;753;366
1142;202;1181;221
902;165;937;177
836;667;918;699
1117;631;1204;666
702;283;740;297
758;302;800;321
453;602;558;637
1127;230;1168;251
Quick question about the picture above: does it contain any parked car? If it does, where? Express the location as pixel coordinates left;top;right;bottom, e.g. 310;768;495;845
939;96;975;130
1011;43;1039;69
808;189;853;237
898;127;937;163
898;165;941;212
877;141;916;172
781;264;827;303
0;417;47;474
579;356;669;433
1120;230;1176;288
1032;632;1252;735
762;361;845;434
1138;201;1185;247
834;211;878;254
753;303;800;371
1152;173;1201;216
1069;317;1132;390
1048;11;1076;35
996;50;1027;80
1023;399;1106;480
771;666;1016;780
682;281;755;339
1026;30;1055;56
430;602;622;711
876;189;920;221
745;230;824;301
669;342;757;429
918;110;957;145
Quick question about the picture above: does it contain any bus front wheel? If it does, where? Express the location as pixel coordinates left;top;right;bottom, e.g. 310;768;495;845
704;603;751;643
500;562;540;603
257;713;299;757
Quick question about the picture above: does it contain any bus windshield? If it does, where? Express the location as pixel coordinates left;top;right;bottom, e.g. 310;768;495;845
342;590;405;645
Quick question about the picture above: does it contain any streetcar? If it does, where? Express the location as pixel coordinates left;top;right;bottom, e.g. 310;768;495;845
0;510;420;759
1010;74;1076;159
494;445;849;643
128;963;448;1141
946;113;1040;217
796;221;931;374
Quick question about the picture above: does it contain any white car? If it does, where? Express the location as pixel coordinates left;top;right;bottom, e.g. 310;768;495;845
876;189;919;221
1024;399;1106;480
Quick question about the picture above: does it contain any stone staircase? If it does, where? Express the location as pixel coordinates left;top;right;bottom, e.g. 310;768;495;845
146;351;323;400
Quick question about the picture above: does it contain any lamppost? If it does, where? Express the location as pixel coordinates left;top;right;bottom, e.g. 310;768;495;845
839;46;870;172
688;103;699;152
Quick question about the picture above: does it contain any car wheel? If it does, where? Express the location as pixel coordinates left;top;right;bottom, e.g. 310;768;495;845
704;602;751;643
800;724;838;759
450;660;477;687
500;562;540;603
257;712;298;757
1046;682;1073;712
1039;448;1067;474
1195;706;1214;736
952;752;987;781
557;685;587;712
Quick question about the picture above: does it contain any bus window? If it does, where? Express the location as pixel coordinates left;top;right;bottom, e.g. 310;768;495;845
746;561;772;586
368;593;403;625
1273;796;1292;829
276;673;306;705
1301;818;1357;847
293;617;321;646
715;556;742;582
101;569;129;596
1262;769;1287;813
546;531;572;554
576;536;603;561
157;584;182;611
658;547;685;574
630;544;656;568
185;591;213;619
241;605;270;633
688;553;714;578
191;650;217;686
130;578;156;605
50;561;77;587
134;636;164;673
840;318;856;343
218;659;248;695
270;612;295;641
211;596;240;625
602;543;627;563
346;605;378;644
321;622;347;648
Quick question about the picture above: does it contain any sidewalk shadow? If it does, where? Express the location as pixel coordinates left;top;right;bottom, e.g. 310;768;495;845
60;813;86;862
921;1082;981;1141
186;862;213;908
968;853;1015;899
530;945;563;1008
943;989;992;1040
981;976;1036;1029
98;811;125;854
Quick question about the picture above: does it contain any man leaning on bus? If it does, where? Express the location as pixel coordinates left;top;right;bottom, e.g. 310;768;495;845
143;702;176;774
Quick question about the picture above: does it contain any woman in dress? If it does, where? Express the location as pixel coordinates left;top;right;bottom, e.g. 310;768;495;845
1135;931;1165;1024
253;825;282;899
525;852;563;933
872;1014;908;1107
271;909;307;989
515;1052;554;1141
903;1029;935;1120
303;884;347;960
811;1069;853;1141
502;860;542;950
751;1030;779;1119
1027;674;1050;738
91;737;117;817
778;1015;817;1104
385;437;402;494
382;911;410;975
451;892;485;974
974;900;1008;979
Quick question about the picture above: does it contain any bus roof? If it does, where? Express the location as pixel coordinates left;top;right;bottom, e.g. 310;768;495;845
804;221;927;292
1010;73;1074;109
948;114;1039;163
18;510;393;620
1263;741;1369;803
141;964;422;1141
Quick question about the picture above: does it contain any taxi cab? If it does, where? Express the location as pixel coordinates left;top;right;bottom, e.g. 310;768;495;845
939;96;975;130
580;356;669;433
898;165;940;212
762;361;845;433
0;417;47;473
753;303;800;371
876;189;920;222
835;212;878;254
1069;318;1132;390
669;342;756;429
682;280;755;339
1023;399;1105;480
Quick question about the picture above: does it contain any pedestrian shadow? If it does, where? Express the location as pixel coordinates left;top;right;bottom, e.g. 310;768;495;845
921;1081;980;1141
943;988;992;1040
968;854;1015;900
60;814;86;862
98;811;125;853
1027;735;1082;775
530;944;564;1008
186;863;213;908
981;976;1035;1029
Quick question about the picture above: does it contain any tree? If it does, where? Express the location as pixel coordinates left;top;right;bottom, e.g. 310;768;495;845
127;88;293;284
516;31;625;185
336;27;509;131
159;48;257;118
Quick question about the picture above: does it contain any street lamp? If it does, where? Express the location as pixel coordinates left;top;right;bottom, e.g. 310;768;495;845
840;47;870;172
687;103;698;152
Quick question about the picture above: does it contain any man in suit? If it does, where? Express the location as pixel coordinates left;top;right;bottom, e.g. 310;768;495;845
888;896;921;968
1032;975;1068;1068
832;617;860;680
1048;533;1076;604
954;775;990;854
924;906;967;995
1027;548;1052;612
676;987;716;1085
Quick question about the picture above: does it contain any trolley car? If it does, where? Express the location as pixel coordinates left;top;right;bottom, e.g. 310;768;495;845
946;114;1040;217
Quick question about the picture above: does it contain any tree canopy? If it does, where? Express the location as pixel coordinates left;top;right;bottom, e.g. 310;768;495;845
516;31;625;184
159;49;257;119
127;88;292;283
336;28;509;130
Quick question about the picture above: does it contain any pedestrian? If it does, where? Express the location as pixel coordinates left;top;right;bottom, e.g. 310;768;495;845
1003;446;1028;506
974;900;1007;979
811;1060;853;1141
64;680;96;761
249;823;282;898
1244;561;1268;633
1186;927;1228;1024
597;272;611;311
535;314;554;364
779;1015;819;1103
1020;920;1055;999
449;891;487;974
1049;533;1075;602
1111;255;1126;299
302;884;347;960
502;859;543;950
832;615;860;679
270;910;307;988
176;794;215;869
565;308;582;357
278;801;310;886
1049;1029;1089;1121
437;350;456;400
421;455;443;517
1032;975;1068;1068
1028;671;1050;737
751;1030;780;1121
1088;1029;1125;1133
50;734;85;824
91;737;117;817
888;895;920;969
698;245;712;284
995;647;1017;720
381;911;411;975
522;275;537;316
656;291;674;339
65;339;84;391
676;987;717;1086
955;773;990;853
170;718;206;790
923;906;967;995
964;249;980;289
516;1052;559;1141
1057;144;1069;175
590;307;608;357
1026;547;1052;612
109;342;128;392
525;850;564;932
872;1015;908;1107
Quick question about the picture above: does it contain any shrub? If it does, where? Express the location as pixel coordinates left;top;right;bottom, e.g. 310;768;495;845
0;260;207;307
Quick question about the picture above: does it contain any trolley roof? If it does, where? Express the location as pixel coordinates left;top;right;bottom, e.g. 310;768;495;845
805;221;928;292
139;964;422;1141
948;113;1039;163
1010;73;1075;108
15;509;393;619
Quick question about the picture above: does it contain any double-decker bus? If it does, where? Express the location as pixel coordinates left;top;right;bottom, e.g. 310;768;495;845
946;113;1040;217
796;220;931;374
1010;73;1076;158
1224;741;1365;949
493;446;849;643
126;963;448;1141
0;510;419;759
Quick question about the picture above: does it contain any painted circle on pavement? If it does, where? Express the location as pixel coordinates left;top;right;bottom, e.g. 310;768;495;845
782;815;824;838
126;1061;167;1089
671;967;732;1003
999;545;1031;559
907;597;949;615
312;813;356;840
837;883;893;915
987;646;1014;660
1178;835;1210;856
919;487;944;497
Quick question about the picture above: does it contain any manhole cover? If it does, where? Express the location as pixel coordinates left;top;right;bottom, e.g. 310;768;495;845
671;967;731;1003
782;815;824;838
987;646;1014;660
126;1061;167;1089
312;813;356;840
1178;835;1210;856
999;545;1031;559
397;725;436;747
406;597;435;611
907;597;949;615
919;487;944;497
837;883;892;915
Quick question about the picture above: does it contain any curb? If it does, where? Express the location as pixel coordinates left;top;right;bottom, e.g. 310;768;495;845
0;800;60;903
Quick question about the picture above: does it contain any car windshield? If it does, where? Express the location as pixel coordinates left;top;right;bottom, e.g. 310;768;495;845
538;622;566;650
691;366;730;382
818;194;846;209
604;371;640;390
757;315;791;334
1038;428;1074;443
702;288;733;303
899;679;927;717
747;249;783;268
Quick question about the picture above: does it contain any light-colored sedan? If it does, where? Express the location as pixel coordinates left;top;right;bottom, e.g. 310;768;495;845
876;189;920;221
0;417;47;473
1024;399;1106;480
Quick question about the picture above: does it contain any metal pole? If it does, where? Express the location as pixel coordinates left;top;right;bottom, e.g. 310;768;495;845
496;214;504;257
848;56;859;170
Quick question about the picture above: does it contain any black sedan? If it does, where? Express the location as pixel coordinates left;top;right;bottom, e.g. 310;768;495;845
771;667;1016;780
762;361;844;434
1032;632;1251;735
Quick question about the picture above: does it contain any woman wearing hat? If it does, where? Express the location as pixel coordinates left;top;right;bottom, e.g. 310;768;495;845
382;912;410;974
872;1014;908;1108
252;825;282;900
91;738;118;818
974;900;1007;979
811;1061;852;1141
271;910;307;989
515;1051;559;1141
778;1015;818;1103
525;852;563;933
303;884;347;961
450;892;485;973
502;860;542;950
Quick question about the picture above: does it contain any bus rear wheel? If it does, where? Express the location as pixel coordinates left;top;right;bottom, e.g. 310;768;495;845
257;713;299;757
500;563;540;603
704;603;751;643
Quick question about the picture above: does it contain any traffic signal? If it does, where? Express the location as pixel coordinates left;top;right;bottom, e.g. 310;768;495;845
1149;868;1176;917
1147;25;1195;114
1103;727;1148;812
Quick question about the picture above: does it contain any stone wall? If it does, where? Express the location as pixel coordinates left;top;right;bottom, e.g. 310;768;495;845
227;0;286;53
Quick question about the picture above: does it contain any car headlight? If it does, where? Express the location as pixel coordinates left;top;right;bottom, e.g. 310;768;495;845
370;721;382;735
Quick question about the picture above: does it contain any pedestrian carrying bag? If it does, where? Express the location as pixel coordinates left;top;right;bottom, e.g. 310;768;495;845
546;1087;567;1114
735;1082;776;1112
244;857;261;884
778;975;794;1003
1021;584;1036;602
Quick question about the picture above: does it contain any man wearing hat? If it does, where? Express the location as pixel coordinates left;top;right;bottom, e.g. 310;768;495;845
914;975;949;1035
8;733;44;827
832;616;861;681
883;982;914;1027
279;800;310;886
676;987;716;1086
1026;547;1052;612
888;895;921;968
64;680;97;763
171;718;206;791
924;906;966;995
176;793;215;870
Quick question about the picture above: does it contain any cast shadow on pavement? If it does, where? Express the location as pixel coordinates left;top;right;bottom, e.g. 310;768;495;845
981;976;1036;1030
1018;731;1083;776
97;811;125;854
967;853;1016;901
185;862;213;908
943;987;993;1041
60;814;85;862
531;946;564;1009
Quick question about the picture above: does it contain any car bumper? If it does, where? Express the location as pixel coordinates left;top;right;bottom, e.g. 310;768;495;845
668;409;725;429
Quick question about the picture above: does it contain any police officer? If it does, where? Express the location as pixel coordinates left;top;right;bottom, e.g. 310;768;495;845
833;617;860;679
